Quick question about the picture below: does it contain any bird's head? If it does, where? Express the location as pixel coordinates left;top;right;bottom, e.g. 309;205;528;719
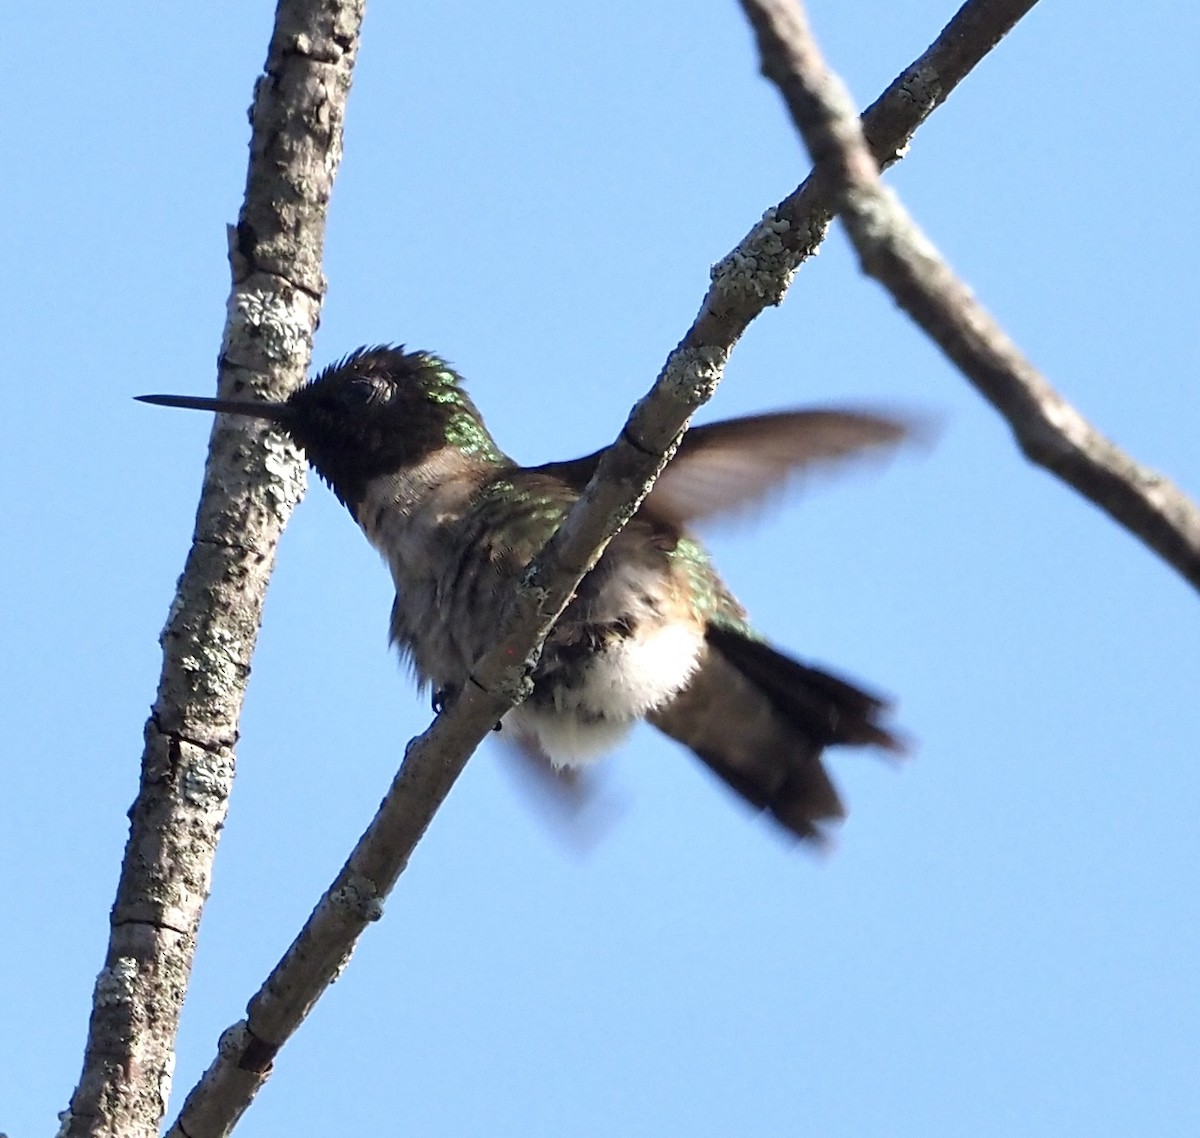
138;345;501;510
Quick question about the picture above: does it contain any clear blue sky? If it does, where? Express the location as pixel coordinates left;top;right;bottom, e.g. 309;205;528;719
4;2;1199;1135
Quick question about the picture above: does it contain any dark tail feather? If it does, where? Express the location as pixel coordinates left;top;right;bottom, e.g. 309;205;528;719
648;625;904;843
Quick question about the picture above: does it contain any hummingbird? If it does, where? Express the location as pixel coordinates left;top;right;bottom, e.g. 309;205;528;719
140;345;909;843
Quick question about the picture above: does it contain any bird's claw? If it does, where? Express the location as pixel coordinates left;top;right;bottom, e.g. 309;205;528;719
432;684;501;730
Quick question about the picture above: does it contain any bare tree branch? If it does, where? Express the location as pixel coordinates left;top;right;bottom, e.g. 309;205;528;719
62;5;364;1138
701;0;1040;347
740;0;1200;592
161;5;1046;1136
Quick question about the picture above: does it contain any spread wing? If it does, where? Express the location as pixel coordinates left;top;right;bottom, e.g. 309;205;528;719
645;409;911;527
532;408;915;528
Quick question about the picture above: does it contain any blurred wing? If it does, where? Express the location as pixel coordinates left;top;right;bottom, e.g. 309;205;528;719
494;727;627;854
645;409;913;528
529;408;917;529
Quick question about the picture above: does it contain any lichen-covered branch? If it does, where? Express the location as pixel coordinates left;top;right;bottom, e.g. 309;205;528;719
160;7;1045;1135
739;0;1200;593
694;0;1040;350
62;5;364;1138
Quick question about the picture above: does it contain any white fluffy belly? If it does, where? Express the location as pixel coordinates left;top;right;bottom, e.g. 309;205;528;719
504;620;705;766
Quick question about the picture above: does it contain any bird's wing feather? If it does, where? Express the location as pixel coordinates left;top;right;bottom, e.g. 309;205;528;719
646;410;911;527
531;409;914;528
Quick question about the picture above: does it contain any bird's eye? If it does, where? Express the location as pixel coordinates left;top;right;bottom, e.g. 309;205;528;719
344;377;385;406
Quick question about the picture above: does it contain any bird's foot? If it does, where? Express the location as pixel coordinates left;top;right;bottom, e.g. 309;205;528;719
432;683;502;730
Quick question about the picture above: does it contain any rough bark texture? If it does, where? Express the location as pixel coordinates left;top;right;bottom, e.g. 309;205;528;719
62;5;364;1138
162;5;1043;1136
741;0;1200;593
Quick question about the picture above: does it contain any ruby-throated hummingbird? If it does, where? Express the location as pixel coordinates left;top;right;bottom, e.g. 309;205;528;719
140;345;909;843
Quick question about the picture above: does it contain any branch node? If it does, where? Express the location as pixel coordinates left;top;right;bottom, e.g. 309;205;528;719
219;1021;278;1074
619;424;659;457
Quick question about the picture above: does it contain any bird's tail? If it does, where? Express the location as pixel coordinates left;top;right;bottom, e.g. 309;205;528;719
648;625;903;843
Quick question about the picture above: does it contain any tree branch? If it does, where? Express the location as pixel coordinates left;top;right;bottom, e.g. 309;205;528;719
161;4;1044;1136
62;5;364;1138
739;0;1200;592
700;0;1040;347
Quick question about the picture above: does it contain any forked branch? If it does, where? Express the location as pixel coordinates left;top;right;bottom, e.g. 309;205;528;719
739;0;1200;592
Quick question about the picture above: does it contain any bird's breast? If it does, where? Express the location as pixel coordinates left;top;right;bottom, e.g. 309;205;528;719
507;552;708;764
354;456;502;685
356;463;713;765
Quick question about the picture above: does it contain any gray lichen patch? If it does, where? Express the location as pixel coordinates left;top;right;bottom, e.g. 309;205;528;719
177;627;248;701
217;1020;253;1057
659;345;728;407
94;957;140;1007
331;873;385;922
489;665;535;705
899;63;944;118
709;207;798;307
260;430;308;509
181;746;236;809
222;289;313;364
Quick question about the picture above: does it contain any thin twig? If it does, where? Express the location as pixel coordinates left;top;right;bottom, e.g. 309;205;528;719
162;4;1044;1136
61;5;364;1138
739;0;1200;592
